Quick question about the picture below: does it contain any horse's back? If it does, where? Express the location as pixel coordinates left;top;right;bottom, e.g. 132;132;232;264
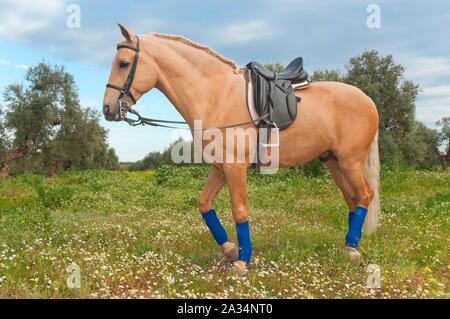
297;81;377;114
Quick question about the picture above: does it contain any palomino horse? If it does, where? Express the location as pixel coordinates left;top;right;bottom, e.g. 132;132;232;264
103;24;380;273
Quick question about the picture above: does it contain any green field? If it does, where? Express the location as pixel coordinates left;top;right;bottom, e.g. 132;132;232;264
0;166;448;298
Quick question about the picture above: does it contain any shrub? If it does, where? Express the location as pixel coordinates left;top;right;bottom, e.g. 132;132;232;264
35;183;75;208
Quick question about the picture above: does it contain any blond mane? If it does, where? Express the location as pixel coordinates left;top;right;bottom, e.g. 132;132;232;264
152;33;243;73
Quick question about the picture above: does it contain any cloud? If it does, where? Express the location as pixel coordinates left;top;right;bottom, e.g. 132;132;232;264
0;1;171;68
80;98;100;109
212;20;277;45
421;85;450;98
394;54;450;126
416;103;450;126
0;0;120;66
52;28;118;66
0;0;64;40
398;55;450;82
0;59;29;70
416;87;450;126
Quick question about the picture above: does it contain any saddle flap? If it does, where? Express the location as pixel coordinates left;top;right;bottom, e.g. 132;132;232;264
275;80;292;94
247;68;299;130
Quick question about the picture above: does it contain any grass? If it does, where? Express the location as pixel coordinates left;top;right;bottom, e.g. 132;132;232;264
0;166;448;298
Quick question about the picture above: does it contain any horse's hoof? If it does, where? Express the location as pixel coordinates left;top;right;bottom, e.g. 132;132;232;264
221;242;238;262
343;246;364;264
232;261;248;275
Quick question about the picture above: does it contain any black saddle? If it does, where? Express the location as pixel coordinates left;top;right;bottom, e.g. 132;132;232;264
246;57;309;130
249;57;309;84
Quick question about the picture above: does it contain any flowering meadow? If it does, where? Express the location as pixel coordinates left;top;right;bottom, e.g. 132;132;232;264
0;166;448;298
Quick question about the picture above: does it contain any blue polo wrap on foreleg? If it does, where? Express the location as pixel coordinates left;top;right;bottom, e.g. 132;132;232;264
348;211;355;226
202;209;228;245
345;207;367;248
236;221;252;264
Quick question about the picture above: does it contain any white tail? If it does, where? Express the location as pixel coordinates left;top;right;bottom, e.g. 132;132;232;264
363;131;380;235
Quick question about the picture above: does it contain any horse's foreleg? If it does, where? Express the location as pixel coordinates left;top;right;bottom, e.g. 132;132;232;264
198;165;226;213
199;165;238;262
223;164;251;273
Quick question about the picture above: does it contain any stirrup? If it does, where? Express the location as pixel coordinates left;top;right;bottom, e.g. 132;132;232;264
261;122;279;148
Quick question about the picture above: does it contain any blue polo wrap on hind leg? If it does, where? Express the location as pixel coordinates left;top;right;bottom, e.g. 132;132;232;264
236;221;252;264
345;207;367;248
202;209;228;245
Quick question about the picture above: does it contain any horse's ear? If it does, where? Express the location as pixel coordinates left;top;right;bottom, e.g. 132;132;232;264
117;23;134;42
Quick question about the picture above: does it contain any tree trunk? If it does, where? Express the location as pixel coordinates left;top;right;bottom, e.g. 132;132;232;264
62;160;72;171
47;160;59;177
441;138;450;172
0;144;28;180
442;139;450;172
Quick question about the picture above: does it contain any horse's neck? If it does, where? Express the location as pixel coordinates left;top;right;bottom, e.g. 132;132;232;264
146;36;243;127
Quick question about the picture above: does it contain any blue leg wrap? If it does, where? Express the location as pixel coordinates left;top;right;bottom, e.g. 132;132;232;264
236;221;252;264
202;209;228;245
348;211;355;227
345;207;367;248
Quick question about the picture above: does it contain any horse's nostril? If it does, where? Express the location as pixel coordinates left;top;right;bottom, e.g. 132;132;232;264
104;104;110;114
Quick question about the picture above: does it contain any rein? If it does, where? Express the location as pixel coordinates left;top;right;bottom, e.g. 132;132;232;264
123;105;269;130
106;35;270;131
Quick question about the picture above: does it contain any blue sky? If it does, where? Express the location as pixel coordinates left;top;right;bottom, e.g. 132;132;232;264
0;0;449;161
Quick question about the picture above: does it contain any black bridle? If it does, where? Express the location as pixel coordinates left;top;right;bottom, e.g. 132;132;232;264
105;36;268;129
106;36;140;119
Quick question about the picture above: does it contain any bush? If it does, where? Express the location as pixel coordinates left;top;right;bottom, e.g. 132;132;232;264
35;183;75;208
154;165;209;187
299;159;327;178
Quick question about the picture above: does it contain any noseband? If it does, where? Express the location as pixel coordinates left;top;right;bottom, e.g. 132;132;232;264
106;36;140;119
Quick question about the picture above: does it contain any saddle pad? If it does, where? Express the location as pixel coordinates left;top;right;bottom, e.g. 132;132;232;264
246;75;260;123
292;81;310;90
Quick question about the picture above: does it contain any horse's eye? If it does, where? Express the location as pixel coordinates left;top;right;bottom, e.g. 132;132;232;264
119;60;130;68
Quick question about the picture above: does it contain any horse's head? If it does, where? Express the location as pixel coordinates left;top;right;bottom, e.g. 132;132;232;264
103;24;157;121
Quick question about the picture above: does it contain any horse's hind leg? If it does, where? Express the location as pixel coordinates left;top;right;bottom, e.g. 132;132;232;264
339;156;373;209
325;158;364;263
325;159;356;213
198;165;238;262
338;154;374;263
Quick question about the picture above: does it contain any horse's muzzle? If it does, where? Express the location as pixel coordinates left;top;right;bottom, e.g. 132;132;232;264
103;104;122;121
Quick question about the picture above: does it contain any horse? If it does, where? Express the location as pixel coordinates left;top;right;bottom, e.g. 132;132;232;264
103;24;380;273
